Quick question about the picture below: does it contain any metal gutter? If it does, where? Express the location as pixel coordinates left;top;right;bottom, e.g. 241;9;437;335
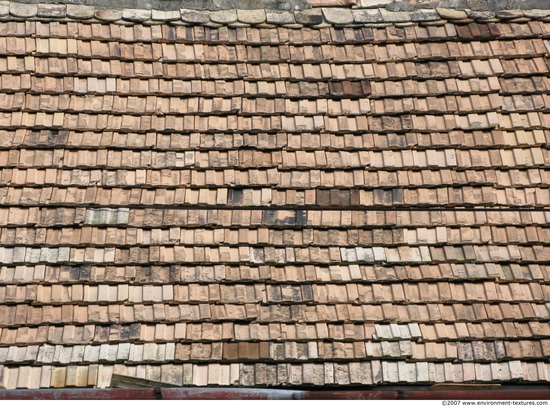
1;388;550;400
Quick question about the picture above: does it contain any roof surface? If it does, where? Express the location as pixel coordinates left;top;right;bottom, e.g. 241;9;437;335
1;0;550;390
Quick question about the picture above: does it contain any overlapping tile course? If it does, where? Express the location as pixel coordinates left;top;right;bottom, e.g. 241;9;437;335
0;0;550;389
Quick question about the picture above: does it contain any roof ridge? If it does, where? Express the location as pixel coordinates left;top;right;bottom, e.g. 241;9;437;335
3;2;550;27
6;0;550;11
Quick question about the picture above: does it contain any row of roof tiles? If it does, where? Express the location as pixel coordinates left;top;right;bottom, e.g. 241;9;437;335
2;129;547;150
10;340;425;363
0;74;516;103
2;186;550;207
4;167;549;188
2;359;549;389
6;168;550;189
3;60;547;92
4;93;550;116
0;111;547;133
3;81;545;107
0;244;535;268
0;322;421;344
0;302;549;325
0;281;547;305
2;224;550;246
2;63;548;92
1;148;548;172
4;147;549;168
2;174;550;196
1;321;548;345
1;338;549;364
1;262;546;284
1;22;448;43
0;168;548;187
3;95;375;115
3;21;549;46
1;243;548;264
5;38;550;62
5;57;550;81
3;207;550;227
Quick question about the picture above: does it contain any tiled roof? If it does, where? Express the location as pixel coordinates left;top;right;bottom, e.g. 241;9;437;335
1;0;550;389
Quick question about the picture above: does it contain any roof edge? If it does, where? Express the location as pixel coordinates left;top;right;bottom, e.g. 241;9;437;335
2;387;550;400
